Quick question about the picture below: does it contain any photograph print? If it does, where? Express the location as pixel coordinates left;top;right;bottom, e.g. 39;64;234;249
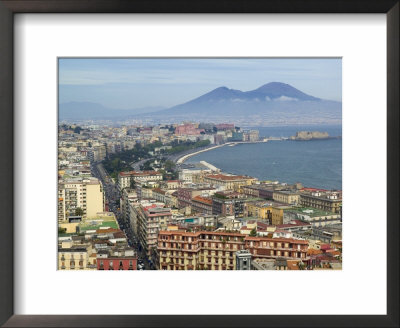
58;58;342;271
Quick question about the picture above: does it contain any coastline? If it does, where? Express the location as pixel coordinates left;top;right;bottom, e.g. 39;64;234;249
175;135;342;165
176;144;227;164
175;139;273;164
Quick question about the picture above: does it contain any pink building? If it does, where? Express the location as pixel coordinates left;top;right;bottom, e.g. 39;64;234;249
174;123;204;135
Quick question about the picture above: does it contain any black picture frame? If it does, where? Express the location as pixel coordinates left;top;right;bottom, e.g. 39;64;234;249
0;1;398;327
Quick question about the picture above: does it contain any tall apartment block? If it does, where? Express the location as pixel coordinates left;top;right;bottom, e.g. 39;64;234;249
58;177;105;222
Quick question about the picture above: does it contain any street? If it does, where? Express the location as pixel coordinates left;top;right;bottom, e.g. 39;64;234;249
91;162;154;270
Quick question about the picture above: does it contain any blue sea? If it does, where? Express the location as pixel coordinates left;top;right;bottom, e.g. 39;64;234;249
186;125;342;190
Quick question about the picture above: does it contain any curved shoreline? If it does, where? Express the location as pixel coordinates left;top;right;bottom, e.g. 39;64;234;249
176;144;227;164
175;140;272;164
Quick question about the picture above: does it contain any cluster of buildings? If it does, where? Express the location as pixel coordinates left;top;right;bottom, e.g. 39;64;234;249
118;163;342;270
58;126;138;270
58;121;342;271
58;212;137;270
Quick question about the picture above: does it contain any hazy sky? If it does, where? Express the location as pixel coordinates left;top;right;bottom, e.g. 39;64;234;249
59;58;342;109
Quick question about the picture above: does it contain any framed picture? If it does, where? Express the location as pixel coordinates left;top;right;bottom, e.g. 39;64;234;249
0;0;398;327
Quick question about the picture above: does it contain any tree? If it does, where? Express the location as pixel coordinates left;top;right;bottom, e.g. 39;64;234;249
249;228;257;237
164;160;175;171
75;207;84;216
73;126;82;134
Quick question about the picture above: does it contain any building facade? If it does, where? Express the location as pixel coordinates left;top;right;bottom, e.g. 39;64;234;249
157;230;309;270
58;177;105;221
203;174;257;191
118;170;163;190
299;190;342;214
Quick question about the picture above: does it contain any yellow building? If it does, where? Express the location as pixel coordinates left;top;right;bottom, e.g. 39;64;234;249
58;177;105;222
58;242;95;270
158;231;245;270
244;201;289;225
203;173;257;191
59;222;79;234
273;190;300;205
271;206;291;225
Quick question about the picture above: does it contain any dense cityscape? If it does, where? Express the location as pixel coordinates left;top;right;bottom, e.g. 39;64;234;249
58;121;342;271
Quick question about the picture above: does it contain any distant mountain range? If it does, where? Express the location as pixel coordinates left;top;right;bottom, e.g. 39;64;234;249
59;82;342;125
59;102;165;120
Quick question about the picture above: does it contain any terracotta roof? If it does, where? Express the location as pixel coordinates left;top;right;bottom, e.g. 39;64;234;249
153;188;167;195
192;195;213;205
113;231;126;239
276;220;311;229
205;174;253;181
96;228;121;234
245;236;309;244
320;244;332;250
257;222;268;229
307;249;323;255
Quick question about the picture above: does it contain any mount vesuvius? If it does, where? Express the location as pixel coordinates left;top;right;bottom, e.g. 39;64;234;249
142;82;341;125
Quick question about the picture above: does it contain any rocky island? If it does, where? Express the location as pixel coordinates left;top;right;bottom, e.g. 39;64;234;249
290;131;330;141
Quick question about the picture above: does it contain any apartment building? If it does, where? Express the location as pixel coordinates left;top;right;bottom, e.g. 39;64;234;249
58;177;105;222
299;189;342;214
118;170;162;190
203;173;257;191
120;188;138;225
191;195;213;215
134;203;173;257
244;201;291;225
97;248;137;270
244;236;309;260
157;230;309;270
273;190;300;205
212;192;252;218
58;241;95;270
285;207;341;227
177;187;215;209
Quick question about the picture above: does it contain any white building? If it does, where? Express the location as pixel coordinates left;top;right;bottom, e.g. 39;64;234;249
118;170;163;190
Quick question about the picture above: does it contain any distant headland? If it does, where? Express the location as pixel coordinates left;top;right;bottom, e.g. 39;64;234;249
289;131;340;141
